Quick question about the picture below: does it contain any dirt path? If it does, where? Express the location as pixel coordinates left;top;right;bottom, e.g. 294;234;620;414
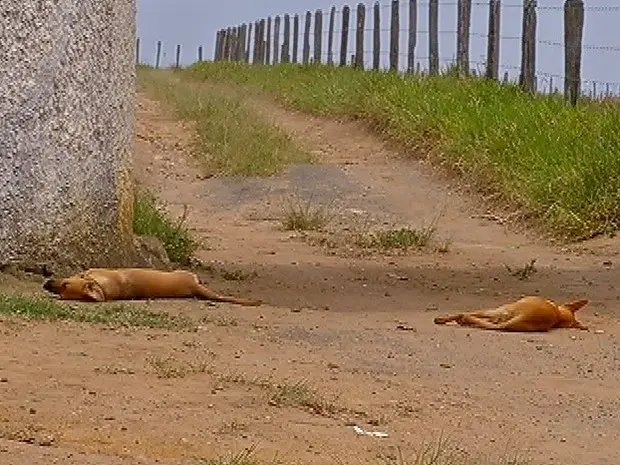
2;93;620;465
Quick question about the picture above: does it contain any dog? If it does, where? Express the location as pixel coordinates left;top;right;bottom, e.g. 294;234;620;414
42;268;262;306
433;296;589;332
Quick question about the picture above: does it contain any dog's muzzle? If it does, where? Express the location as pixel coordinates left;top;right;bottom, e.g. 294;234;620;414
42;279;57;293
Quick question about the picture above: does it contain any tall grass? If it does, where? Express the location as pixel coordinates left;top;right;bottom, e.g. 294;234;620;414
132;189;196;265
136;66;311;177
186;61;620;241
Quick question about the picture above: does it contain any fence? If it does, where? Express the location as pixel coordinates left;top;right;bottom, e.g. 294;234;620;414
202;0;604;106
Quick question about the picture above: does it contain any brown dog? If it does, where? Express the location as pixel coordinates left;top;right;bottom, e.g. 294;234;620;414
433;296;589;332
42;268;262;306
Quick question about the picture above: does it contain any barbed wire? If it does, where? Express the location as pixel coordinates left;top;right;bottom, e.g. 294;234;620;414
254;1;620;20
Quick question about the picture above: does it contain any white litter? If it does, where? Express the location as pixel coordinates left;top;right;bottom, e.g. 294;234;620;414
352;425;389;438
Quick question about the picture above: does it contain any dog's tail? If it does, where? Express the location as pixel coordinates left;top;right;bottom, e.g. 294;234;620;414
194;284;262;306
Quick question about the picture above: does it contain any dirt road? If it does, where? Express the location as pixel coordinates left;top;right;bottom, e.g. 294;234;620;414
2;93;620;465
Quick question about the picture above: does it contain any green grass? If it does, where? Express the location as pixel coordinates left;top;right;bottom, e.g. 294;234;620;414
0;294;194;330
186;61;620;241
136;65;311;177
281;194;333;231
132;189;197;265
364;226;437;250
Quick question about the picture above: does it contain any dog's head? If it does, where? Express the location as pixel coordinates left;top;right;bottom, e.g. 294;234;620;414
556;299;589;330
42;276;106;302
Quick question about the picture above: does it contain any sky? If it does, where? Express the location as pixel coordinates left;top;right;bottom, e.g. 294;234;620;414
136;0;620;95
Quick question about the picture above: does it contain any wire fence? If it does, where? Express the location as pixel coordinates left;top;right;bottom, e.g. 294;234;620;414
137;0;620;103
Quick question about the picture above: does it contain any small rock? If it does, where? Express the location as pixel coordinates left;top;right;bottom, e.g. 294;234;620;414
439;363;451;369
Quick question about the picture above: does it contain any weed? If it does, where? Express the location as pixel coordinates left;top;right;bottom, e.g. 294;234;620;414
146;355;209;379
198;444;280;465
505;259;537;281
366;226;436;250
137;66;311;177
188;61;620;241
268;379;339;416
378;435;530;465
0;294;194;330
133;189;197;265
281;194;333;232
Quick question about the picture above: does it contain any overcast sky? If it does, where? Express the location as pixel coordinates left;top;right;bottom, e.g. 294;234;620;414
136;0;620;95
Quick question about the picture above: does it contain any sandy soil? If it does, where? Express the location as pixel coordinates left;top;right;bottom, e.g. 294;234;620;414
2;93;620;465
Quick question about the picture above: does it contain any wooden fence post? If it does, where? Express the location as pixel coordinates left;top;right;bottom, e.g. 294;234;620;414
219;29;227;61
340;6;350;66
293;14;300;63
213;32;220;61
429;0;439;74
303;11;311;64
564;0;584;105
327;6;336;64
246;23;252;62
239;24;247;62
252;21;259;64
175;44;181;68
155;40;162;68
314;9;323;63
266;17;272;64
373;2;380;70
231;27;238;61
258;19;266;64
456;0;472;76
224;28;231;60
408;0;417;73
136;37;141;64
519;0;537;94
486;0;501;80
274;16;281;64
389;0;399;71
282;14;291;63
355;3;366;69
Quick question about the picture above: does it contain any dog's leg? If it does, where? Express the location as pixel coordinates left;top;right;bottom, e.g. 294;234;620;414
193;283;262;307
433;313;463;324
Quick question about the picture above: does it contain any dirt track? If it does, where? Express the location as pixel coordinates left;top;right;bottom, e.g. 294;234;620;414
2;93;620;465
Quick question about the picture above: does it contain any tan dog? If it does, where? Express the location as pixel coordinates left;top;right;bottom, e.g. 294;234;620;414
42;268;262;306
433;296;589;332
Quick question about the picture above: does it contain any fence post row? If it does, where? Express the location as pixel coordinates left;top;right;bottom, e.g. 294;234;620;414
203;0;587;104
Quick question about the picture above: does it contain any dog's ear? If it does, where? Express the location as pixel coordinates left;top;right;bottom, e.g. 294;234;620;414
563;299;589;313
83;280;105;302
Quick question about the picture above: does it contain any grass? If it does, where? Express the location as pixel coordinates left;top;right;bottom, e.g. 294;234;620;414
505;259;537;280
267;379;339;416
281;194;333;231
136;65;311;177
0;294;194;330
365;226;437;250
133;189;197;265
146;354;209;378
186;61;620;242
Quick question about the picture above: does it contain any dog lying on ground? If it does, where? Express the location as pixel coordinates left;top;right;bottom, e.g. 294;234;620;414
42;268;262;306
433;296;589;332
